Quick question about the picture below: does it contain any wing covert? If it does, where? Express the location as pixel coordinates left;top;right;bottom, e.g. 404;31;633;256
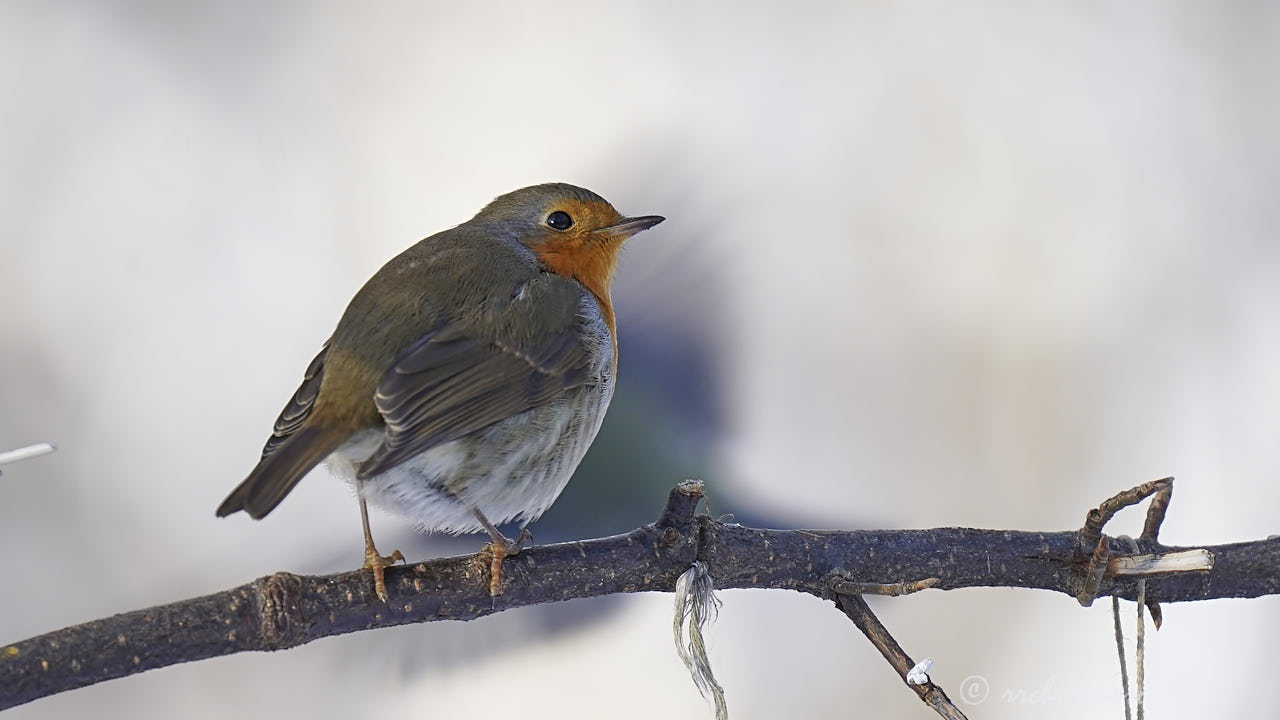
356;317;594;479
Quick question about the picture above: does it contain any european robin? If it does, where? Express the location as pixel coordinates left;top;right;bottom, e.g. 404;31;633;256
216;183;663;600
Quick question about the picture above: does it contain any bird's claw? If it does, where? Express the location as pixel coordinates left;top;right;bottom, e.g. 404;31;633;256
364;546;405;603
482;533;531;598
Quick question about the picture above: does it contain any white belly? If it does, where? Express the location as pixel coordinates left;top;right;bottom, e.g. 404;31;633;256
327;378;613;533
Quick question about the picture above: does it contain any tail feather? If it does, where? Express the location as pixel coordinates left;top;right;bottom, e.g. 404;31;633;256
216;424;347;519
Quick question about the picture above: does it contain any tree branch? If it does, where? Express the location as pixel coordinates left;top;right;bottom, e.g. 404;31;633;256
3;480;1278;711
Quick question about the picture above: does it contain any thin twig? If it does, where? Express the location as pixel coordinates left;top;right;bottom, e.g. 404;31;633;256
1075;478;1185;608
1077;534;1112;606
1139;479;1174;626
1080;477;1173;552
833;593;967;720
1140;480;1173;542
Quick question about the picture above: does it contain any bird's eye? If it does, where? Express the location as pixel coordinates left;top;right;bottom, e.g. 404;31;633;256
546;210;574;231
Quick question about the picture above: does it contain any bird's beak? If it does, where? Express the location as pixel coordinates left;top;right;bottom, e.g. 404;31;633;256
599;215;665;239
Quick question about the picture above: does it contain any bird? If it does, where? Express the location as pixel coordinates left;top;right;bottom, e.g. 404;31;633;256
216;183;663;601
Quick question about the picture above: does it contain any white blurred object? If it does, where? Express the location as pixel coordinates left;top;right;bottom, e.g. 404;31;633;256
0;442;56;475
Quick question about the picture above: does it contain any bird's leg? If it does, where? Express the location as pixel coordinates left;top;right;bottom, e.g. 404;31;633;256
472;508;522;597
356;478;403;603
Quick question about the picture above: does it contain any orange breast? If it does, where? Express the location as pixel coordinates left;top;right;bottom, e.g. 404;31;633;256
534;242;622;352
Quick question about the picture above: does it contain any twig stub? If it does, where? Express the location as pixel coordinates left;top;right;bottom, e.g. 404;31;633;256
657;479;707;531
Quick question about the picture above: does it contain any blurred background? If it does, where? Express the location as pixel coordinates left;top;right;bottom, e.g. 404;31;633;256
2;2;1278;718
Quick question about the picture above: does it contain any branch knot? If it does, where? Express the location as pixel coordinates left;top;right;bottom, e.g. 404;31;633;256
257;572;306;650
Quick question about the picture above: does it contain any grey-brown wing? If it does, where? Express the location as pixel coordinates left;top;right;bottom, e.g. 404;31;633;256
261;343;328;459
355;320;593;479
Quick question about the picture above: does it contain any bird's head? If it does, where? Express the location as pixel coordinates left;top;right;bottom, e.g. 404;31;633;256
472;183;663;302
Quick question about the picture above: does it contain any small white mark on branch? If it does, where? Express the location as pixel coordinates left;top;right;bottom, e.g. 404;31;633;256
906;657;933;685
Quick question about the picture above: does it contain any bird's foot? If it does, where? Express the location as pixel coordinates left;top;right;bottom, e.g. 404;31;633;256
363;545;405;603
481;530;537;598
472;509;534;597
482;535;517;597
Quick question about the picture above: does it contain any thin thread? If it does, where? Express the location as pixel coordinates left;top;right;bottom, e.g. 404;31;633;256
1136;578;1146;720
673;561;727;720
1112;595;1132;720
1113;535;1148;720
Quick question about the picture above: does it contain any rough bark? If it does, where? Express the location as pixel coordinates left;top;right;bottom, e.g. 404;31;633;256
2;482;1275;711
